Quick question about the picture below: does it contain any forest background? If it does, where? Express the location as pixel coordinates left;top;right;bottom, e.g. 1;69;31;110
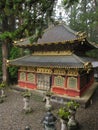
0;0;98;84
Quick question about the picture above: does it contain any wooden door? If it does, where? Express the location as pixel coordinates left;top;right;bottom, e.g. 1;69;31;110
37;74;51;90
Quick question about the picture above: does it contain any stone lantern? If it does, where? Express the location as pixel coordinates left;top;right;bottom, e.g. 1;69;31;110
22;90;32;113
43;91;53;110
42;110;57;130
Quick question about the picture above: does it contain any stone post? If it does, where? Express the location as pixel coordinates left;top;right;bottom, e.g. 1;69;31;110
1;89;5;97
45;96;52;110
68;109;78;130
60;119;68;130
23;97;30;110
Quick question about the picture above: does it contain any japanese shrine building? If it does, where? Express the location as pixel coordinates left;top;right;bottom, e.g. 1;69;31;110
8;23;97;97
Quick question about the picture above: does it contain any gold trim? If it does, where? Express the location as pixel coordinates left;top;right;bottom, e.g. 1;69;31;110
19;66;27;71
84;62;92;73
13;36;86;47
33;51;73;56
67;68;79;76
76;32;87;37
37;68;52;74
54;69;66;75
27;67;36;72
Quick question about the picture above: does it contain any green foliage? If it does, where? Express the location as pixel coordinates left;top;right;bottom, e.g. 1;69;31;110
58;107;70;120
0;0;5;10
0;0;56;83
63;0;79;8
45;91;53;97
29;35;39;43
62;0;98;44
22;90;32;98
29;27;44;43
0;31;13;40
0;0;56;40
12;24;28;39
67;100;79;110
58;100;79;120
86;49;98;58
0;81;6;89
9;46;21;80
9;67;18;78
9;46;20;59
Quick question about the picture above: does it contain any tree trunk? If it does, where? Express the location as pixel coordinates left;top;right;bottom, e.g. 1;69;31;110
82;0;88;35
94;0;98;7
2;40;9;84
1;15;9;84
1;14;15;84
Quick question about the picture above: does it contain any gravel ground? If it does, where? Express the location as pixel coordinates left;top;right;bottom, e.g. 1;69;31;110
0;86;98;130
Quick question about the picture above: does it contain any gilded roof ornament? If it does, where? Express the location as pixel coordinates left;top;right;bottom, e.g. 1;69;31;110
76;32;87;38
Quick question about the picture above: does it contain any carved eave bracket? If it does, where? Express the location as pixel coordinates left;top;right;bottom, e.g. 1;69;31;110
84;62;93;73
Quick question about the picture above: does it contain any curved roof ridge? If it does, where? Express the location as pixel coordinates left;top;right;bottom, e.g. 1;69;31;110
43;24;55;33
73;54;85;64
37;23;79;44
62;24;77;35
9;55;30;62
44;23;77;35
44;23;77;36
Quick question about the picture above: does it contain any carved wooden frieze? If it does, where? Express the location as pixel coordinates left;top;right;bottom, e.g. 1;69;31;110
37;68;52;74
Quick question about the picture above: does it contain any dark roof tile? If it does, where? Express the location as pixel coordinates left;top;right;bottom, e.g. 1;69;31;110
9;54;88;68
37;24;78;44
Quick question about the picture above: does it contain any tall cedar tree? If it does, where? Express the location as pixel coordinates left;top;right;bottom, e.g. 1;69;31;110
0;0;56;84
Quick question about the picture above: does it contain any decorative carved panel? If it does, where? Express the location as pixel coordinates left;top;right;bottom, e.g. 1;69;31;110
54;76;65;87
27;73;35;83
37;68;52;74
54;69;66;75
19;67;27;71
19;72;26;81
27;67;36;72
67;69;78;76
67;77;77;89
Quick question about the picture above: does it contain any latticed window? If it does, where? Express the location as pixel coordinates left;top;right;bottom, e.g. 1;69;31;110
54;76;65;87
27;73;35;83
19;72;26;81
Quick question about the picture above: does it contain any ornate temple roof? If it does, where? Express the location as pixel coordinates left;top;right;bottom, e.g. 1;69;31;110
8;53;92;69
14;24;78;46
37;24;78;44
13;23;97;51
10;23;98;69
